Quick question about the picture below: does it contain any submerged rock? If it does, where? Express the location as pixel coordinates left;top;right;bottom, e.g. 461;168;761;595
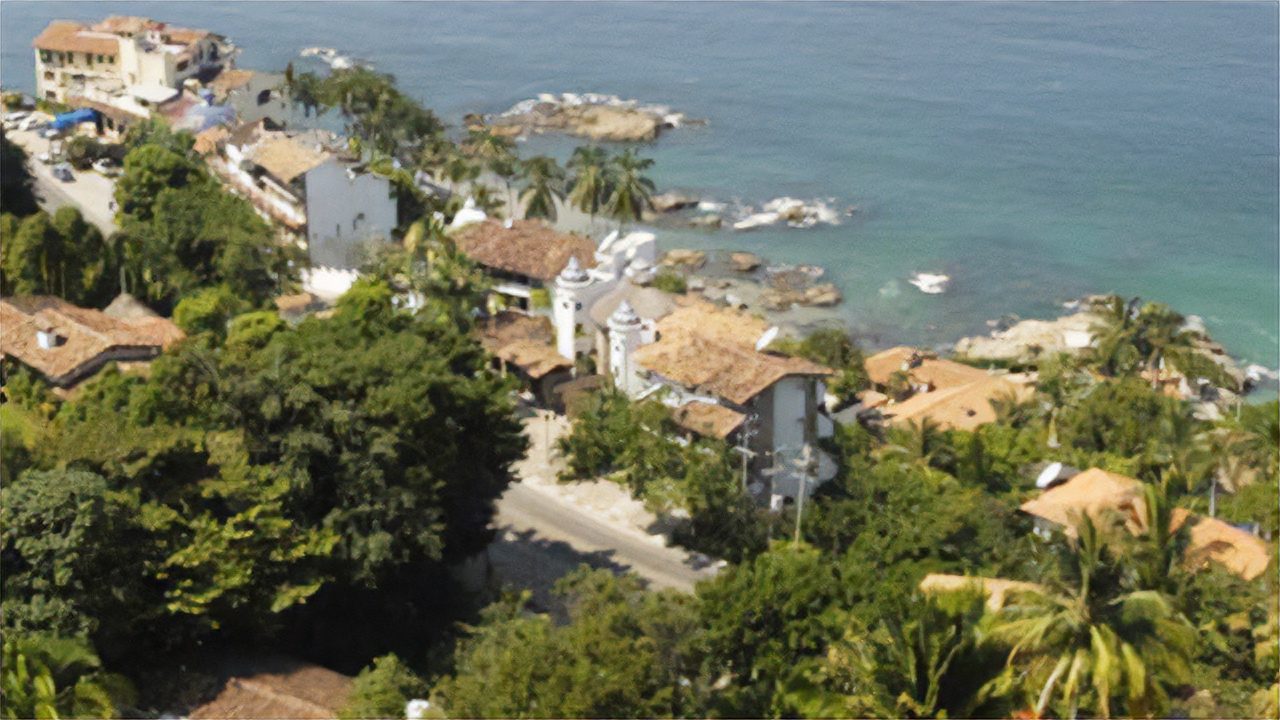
489;93;690;142
660;249;707;270
651;191;700;213
729;252;762;272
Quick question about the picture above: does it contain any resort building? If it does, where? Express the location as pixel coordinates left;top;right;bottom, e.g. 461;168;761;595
608;300;837;503
1020;467;1271;580
450;219;600;314
33;16;235;105
0;294;184;388
205;69;291;127
203;123;397;269
863;345;1033;431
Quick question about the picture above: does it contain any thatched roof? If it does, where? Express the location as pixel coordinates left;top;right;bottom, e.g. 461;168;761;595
1021;468;1273;581
452;220;597;282
1020;468;1146;535
865;346;989;390
672;401;745;439
588;281;676;330
248;136;330;183
188;660;352;720
919;573;1046;611
0;295;184;387
632;302;832;405
476;312;572;380
880;374;1031;431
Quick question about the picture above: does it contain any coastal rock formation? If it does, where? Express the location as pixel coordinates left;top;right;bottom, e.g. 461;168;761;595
731;197;843;231
689;214;722;228
729;252;762;272
660;249;707;270
759;283;842;311
954;311;1099;363
489;93;690;142
651;191;700;213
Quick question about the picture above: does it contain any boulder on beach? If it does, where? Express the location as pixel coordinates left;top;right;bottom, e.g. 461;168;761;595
729;252;762;273
660;249;707;270
689;214;722;229
803;283;842;306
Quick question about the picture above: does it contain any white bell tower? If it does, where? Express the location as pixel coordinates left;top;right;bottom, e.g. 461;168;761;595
553;256;591;360
608;300;644;396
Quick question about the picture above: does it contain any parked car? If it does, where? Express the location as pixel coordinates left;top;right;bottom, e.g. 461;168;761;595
52;163;74;182
3;111;29;123
92;158;121;177
36;151;53;164
17;116;43;132
39;127;61;139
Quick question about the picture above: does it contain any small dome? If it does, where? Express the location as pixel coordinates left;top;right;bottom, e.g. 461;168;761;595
609;299;641;328
558;255;590;284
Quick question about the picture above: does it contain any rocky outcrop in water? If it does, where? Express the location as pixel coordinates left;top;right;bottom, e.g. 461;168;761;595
488;93;694;142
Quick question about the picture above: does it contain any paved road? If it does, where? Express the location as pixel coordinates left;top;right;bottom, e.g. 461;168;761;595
495;481;717;594
10;127;117;235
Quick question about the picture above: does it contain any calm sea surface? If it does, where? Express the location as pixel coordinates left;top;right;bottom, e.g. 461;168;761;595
4;2;1277;368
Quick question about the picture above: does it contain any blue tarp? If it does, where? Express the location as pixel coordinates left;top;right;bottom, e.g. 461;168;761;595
52;108;98;130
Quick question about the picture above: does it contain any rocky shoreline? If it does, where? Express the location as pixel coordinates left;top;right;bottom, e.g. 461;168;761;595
484;93;701;142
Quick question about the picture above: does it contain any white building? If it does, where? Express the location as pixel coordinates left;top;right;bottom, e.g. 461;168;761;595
606;300;837;502
206;124;397;269
33;16;235;104
205;69;290;127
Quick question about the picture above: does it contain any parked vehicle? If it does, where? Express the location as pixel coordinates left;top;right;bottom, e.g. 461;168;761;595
37;151;53;164
39;127;61;139
92;158;121;176
17;116;42;132
3;111;29;123
52;163;74;182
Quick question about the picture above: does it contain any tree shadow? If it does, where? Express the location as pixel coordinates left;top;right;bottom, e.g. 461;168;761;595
488;525;641;617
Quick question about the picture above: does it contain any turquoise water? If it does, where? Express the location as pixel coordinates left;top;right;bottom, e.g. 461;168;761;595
4;2;1276;367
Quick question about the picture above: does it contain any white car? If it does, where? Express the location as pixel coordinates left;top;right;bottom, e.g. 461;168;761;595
92;158;121;176
17;116;42;132
52;163;74;182
39;127;60;139
3;111;29;123
36;151;52;164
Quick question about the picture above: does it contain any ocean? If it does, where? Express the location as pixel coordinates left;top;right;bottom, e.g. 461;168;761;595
3;1;1277;369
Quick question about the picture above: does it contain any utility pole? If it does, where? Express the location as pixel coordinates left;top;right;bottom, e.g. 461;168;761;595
793;444;813;545
736;413;758;494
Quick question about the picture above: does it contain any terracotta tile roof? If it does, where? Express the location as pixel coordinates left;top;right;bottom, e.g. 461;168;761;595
919;573;1046;611
452;220;597;282
188;662;352;720
248;136;331;183
33;21;120;56
881;374;1031;431
633;302;833;405
0;295;184;387
865;346;990;390
672;401;745;439
91;16;214;45
476;312;572;380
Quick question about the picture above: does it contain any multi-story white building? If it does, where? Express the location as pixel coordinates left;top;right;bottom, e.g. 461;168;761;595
33;16;235;104
202;123;397;269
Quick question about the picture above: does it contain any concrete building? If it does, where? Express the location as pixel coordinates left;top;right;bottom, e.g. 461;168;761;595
205;68;290;127
607;300;837;503
33;16;235;104
203;123;397;269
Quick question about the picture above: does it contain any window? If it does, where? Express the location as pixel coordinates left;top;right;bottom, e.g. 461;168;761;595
85;53;93;65
107;55;115;64
44;71;54;80
256;89;271;106
97;55;105;63
39;51;50;62
176;60;189;72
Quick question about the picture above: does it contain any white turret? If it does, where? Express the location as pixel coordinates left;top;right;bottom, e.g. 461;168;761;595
608;300;644;396
553;256;592;360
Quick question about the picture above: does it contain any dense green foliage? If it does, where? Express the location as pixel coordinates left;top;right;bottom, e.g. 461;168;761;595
339;654;429;720
1;129;39;216
1;207;118;304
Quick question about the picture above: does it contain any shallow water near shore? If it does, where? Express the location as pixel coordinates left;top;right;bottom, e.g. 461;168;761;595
4;2;1276;369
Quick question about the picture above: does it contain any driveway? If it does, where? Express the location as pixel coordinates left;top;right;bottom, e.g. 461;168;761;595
9;127;118;235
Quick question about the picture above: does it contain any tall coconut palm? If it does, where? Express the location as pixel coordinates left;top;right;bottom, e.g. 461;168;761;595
604;148;655;230
1088;295;1141;377
984;517;1195;719
567;145;611;227
519;155;567;221
464;128;517;215
1131;302;1197;390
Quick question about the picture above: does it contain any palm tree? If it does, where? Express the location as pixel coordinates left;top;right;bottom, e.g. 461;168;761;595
604;148;655;230
1;636;134;719
881;417;954;469
464;128;517;215
984;517;1195;719
567;145;611;228
1131;302;1197;390
1088;295;1141;377
519;156;566;221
